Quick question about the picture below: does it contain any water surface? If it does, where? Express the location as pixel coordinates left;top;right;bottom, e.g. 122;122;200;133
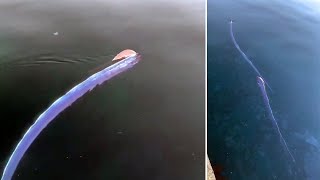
208;0;320;179
0;0;205;179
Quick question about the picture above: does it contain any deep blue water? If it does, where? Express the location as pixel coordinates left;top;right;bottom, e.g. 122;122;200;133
208;0;320;179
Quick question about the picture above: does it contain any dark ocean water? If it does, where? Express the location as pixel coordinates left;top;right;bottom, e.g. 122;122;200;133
0;0;205;179
208;0;320;179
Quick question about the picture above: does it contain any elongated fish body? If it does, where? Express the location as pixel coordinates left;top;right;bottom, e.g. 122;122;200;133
230;20;273;92
1;50;141;180
257;76;295;162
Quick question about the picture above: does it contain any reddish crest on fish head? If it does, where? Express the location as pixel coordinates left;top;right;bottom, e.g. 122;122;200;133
112;49;137;61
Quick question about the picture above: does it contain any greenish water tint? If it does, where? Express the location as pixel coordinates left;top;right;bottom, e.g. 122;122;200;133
0;0;205;179
0;39;13;61
208;0;320;179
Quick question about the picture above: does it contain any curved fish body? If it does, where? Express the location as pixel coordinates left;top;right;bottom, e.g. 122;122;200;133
257;76;295;162
1;50;141;180
230;20;273;92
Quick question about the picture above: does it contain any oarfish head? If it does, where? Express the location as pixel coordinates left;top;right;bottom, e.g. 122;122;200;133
257;76;265;88
112;49;140;62
112;49;142;68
